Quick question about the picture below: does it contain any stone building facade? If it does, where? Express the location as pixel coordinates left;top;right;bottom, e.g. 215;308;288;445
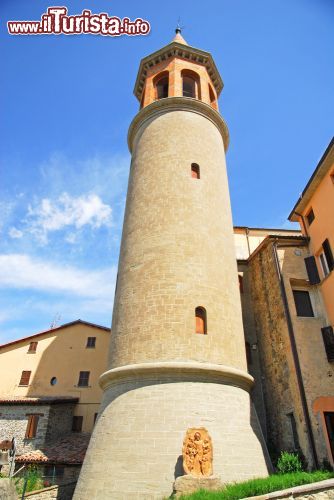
236;226;334;470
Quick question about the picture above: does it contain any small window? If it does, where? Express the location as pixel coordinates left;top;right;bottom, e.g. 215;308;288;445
19;371;31;386
191;163;200;179
183;76;196;98
155;74;168;99
321;326;334;362
319;252;330;278
245;342;252;365
72;416;83;432
28;342;38;353
292;290;314;317
25;415;39;439
78;371;90;387
50;377;57;386
323;239;334;272
306;208;315;226
239;275;244;293
195;307;207;334
86;337;96;348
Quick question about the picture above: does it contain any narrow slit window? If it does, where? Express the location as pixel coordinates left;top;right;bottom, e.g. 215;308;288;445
195;307;207;334
191;163;200;179
306;208;315;226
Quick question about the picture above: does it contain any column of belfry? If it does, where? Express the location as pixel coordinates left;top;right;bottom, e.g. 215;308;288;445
74;31;270;500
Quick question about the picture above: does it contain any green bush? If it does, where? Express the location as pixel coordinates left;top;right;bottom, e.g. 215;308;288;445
277;451;303;474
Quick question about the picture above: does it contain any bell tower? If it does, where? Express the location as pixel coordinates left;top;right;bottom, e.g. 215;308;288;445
74;32;269;499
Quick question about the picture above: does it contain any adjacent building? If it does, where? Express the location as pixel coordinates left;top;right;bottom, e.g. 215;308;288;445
0;320;110;479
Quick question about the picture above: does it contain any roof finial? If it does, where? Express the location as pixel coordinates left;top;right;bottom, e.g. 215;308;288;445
175;17;184;35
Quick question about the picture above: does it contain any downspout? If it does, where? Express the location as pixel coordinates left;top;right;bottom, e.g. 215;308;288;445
272;240;319;469
294;211;309;239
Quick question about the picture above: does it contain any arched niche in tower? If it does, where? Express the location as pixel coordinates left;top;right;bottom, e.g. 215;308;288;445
208;83;218;110
153;71;169;100
195;306;207;334
181;69;201;100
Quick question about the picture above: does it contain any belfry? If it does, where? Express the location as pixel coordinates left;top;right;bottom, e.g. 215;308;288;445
74;32;269;499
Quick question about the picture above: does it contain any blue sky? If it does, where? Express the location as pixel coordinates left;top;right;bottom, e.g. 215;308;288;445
1;0;333;343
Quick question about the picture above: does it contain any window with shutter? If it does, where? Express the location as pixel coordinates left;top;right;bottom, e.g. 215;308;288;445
28;342;38;353
304;256;320;285
321;326;334;362
19;371;31;386
292;290;314;317
72;416;83;432
25;415;39;439
319;252;330;278
86;337;96;348
323;239;334;271
78;371;90;387
195;307;207;334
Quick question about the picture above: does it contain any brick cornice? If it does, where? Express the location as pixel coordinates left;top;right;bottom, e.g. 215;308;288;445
128;96;229;153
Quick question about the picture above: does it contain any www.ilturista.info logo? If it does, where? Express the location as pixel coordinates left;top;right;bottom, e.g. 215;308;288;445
7;7;151;36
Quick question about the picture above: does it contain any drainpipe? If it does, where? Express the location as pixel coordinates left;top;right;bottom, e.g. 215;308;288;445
246;227;251;257
272;240;319;469
293;211;309;239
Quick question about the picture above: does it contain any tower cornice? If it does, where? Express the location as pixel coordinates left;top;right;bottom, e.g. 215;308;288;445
128;96;229;152
134;41;224;101
99;361;254;393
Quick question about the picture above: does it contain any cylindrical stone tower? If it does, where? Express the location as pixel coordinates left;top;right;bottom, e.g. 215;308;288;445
74;32;269;500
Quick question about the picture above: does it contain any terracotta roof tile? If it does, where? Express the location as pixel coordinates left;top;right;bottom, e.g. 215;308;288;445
16;433;90;465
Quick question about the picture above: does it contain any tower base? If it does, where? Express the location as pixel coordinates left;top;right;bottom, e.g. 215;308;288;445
74;363;271;500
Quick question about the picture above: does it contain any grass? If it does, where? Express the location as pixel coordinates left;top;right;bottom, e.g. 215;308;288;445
180;471;334;499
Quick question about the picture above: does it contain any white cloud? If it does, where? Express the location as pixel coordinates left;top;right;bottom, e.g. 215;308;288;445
25;192;112;243
8;227;23;239
0;254;116;299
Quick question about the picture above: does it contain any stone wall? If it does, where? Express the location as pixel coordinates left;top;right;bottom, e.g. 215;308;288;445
247;241;309;461
0;479;17;500
0;403;76;455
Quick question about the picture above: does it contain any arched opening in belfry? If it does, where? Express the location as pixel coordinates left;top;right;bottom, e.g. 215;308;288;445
195;306;207;334
191;163;200;179
154;71;169;100
208;83;217;110
181;69;201;100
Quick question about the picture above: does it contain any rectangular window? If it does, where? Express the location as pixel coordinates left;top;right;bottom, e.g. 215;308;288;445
321;326;334;362
319;252;330;278
292;290;314;317
86;337;96;348
19;370;31;386
323;239;334;272
25;415;39;439
306;208;315;226
28;341;38;353
77;371;90;387
72;416;83;432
